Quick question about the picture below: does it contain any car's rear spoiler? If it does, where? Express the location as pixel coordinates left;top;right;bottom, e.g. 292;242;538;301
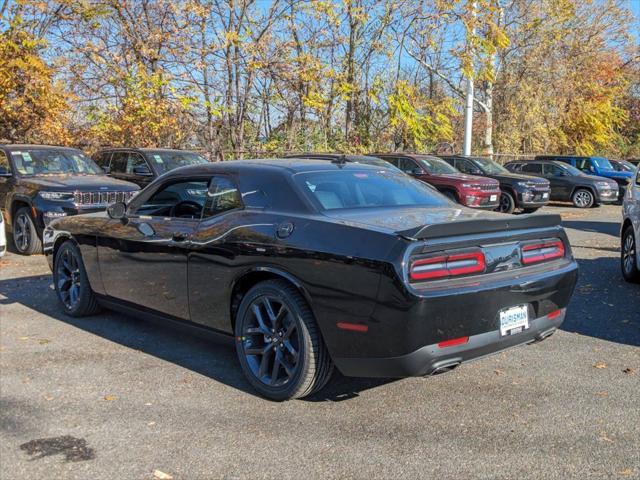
397;214;562;240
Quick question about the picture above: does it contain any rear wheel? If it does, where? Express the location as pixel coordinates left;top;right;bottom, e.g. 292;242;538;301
13;207;42;255
572;189;594;208
53;241;101;316
496;192;516;214
235;279;333;401
621;226;640;283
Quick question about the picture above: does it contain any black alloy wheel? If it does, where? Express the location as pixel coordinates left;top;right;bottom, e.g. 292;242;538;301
53;241;101;316
13;207;42;255
497;191;516;214
235;279;333;400
621;226;640;283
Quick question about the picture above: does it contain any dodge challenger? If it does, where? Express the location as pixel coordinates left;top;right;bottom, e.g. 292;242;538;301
44;159;578;400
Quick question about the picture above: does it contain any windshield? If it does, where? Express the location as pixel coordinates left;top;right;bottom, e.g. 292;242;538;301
616;160;636;172
591;157;614;170
472;157;509;175
294;170;449;211
416;156;459;174
147;151;208;174
10;149;102;176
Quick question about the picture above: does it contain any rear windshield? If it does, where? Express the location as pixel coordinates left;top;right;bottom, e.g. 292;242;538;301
294;170;449;211
146;151;208;174
10;149;102;176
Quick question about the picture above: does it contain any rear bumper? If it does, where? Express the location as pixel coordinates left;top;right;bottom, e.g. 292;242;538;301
335;309;565;377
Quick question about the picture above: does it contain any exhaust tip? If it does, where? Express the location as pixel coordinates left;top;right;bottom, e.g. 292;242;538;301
430;361;461;375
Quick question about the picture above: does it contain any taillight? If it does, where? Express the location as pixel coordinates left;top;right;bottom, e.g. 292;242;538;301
410;251;485;281
521;240;565;265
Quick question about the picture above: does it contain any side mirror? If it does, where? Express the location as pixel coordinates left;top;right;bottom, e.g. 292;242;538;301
107;202;127;220
133;165;153;176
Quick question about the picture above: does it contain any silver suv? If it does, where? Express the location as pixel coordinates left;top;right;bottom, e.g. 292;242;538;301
621;165;640;282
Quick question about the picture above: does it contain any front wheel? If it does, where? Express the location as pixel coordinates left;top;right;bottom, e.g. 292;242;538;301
621;226;640;283
53;241;101;316
572;189;594;208
13;207;42;255
496;192;516;214
235;279;333;401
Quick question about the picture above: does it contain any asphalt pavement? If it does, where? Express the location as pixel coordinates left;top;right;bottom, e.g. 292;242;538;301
0;203;638;480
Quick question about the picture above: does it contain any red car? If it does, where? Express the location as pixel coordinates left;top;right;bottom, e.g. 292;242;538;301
372;153;501;209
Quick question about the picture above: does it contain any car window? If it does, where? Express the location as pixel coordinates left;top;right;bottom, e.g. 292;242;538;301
575;158;592;172
146;151;208;174
381;157;400;168
416;156;458;174
9;149;102;176
398;158;419;173
522;163;542;174
94;152;111;170
134;180;209;218
203;176;242;218
110;152;128;173
544;163;565;176
507;163;522;172
0;151;11;175
455;159;476;174
294;170;448;210
126;153;148;174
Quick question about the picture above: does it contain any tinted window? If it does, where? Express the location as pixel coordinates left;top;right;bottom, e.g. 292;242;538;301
10;149;102;176
135;180;209;218
110;152;128;173
294;170;448;210
455;159;477;174
522;163;542;174
203;176;242;217
416;156;458;174
146;151;208;174
0;151;11;175
126;153;148;174
544;163;565;176
575;158;593;171
398;158;419;173
94;152;111;169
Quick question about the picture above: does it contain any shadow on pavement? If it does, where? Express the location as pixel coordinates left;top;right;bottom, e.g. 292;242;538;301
0;273;395;402
562;220;620;237
563;257;639;347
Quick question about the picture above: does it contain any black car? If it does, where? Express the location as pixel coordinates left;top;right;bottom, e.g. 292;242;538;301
43;159;578;400
284;152;403;172
437;155;550;214
0;144;139;255
93;148;209;188
505;160;618;208
610;159;637;173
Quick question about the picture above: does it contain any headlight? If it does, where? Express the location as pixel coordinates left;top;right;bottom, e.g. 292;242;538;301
595;182;611;189
39;191;74;201
516;181;531;188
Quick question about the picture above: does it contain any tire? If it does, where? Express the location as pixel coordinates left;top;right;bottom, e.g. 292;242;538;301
621;226;640;283
13;207;42;255
522;208;539;214
496;191;516;214
234;279;334;401
572;188;594;208
53;240;101;316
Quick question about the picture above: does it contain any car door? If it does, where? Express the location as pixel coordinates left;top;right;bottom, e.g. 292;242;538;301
97;177;211;319
187;175;245;331
108;151;128;182
124;152;154;188
543;163;572;200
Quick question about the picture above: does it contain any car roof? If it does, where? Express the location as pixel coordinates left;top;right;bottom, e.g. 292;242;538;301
96;147;199;154
372;152;442;160
285;152;382;162
160;158;391;177
0;144;82;152
507;159;564;166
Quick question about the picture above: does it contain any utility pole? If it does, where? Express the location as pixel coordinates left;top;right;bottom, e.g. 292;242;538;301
462;1;477;156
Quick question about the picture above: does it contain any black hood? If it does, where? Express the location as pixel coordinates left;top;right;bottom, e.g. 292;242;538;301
19;174;139;192
487;172;549;185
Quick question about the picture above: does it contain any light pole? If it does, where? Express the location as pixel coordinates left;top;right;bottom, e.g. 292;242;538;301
462;1;477;156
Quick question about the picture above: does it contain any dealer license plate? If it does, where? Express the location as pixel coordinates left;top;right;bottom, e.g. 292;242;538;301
543;192;549;199
499;305;529;336
490;194;497;201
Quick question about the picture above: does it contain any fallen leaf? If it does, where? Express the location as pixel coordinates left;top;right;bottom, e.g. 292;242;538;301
622;368;636;375
618;468;633;476
599;432;615;443
595;391;609;398
153;470;173;480
38;339;50;345
494;369;505;375
103;395;117;401
18;336;30;340
148;421;156;426
594;362;608;369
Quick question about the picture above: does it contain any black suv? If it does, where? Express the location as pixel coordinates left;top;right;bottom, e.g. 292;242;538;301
0;144;139;255
438;155;550;214
506;159;618;208
93;148;209;188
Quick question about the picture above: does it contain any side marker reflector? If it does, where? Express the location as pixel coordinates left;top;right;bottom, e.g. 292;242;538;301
336;322;369;333
547;309;562;319
437;336;469;348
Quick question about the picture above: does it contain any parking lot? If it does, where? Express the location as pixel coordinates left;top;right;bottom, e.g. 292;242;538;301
0;203;638;480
